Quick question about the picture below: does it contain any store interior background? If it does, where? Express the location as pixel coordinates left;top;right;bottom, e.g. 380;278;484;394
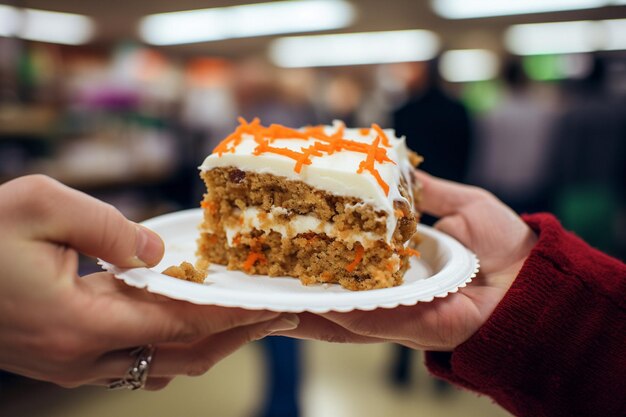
1;1;625;416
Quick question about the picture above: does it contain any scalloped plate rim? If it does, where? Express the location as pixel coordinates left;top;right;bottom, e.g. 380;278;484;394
99;208;480;313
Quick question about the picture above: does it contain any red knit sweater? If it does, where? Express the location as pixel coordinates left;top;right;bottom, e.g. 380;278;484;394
425;213;626;417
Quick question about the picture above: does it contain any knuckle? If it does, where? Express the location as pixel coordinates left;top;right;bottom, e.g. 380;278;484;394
474;187;495;201
342;315;375;337
95;204;130;255
205;310;240;333
167;317;201;343
436;216;461;230
3;175;61;216
250;327;272;342
16;174;58;193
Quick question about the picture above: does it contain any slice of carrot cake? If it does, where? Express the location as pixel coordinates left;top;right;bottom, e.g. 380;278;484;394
197;118;422;290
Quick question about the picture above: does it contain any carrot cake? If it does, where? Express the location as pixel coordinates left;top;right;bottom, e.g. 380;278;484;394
197;118;422;290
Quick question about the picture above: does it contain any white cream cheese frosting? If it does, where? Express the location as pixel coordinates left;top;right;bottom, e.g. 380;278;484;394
200;120;415;243
218;207;382;249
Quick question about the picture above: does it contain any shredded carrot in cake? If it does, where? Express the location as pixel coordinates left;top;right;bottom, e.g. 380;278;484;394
399;247;421;258
346;244;365;272
201;200;217;214
243;251;266;271
211;118;397;195
394;208;405;218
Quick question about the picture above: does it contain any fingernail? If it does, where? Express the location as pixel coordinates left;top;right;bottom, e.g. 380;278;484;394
131;225;164;267
267;314;300;333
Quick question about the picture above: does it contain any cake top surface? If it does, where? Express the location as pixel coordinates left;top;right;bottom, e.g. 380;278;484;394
200;118;414;216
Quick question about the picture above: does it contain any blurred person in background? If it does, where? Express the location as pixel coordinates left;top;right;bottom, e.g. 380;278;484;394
318;74;363;127
390;58;474;390
548;55;626;259
234;58;316;129
467;57;558;215
393;59;473;188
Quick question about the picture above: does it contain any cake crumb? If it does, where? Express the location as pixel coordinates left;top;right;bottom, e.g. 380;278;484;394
162;261;207;283
408;150;423;167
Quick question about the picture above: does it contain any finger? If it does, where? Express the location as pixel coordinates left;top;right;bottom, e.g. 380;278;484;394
272;312;382;344
433;214;472;248
144;377;173;391
75;276;282;348
319;302;458;351
93;315;299;384
414;170;486;218
21;175;163;267
102;301;284;349
277;313;427;350
320;308;415;341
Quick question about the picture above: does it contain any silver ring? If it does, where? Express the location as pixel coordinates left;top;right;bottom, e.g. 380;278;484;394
107;345;155;390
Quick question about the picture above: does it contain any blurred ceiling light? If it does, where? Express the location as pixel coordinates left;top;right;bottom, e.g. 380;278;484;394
439;49;499;82
269;30;440;68
139;0;355;46
0;5;94;45
20;9;94;45
601;18;626;50
0;5;20;37
505;21;600;55
432;0;614;19
506;18;626;55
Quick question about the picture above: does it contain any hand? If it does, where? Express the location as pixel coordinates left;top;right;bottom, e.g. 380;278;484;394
279;171;537;351
0;175;297;390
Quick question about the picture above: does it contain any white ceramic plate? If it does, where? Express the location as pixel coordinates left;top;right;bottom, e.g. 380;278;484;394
99;208;479;313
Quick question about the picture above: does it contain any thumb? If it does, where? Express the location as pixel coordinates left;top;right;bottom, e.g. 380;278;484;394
433;214;471;249
23;176;164;267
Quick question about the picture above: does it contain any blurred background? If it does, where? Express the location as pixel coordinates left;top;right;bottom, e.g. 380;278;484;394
1;1;625;416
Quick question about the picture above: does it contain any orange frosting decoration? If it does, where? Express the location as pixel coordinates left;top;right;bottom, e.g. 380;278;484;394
211;118;396;195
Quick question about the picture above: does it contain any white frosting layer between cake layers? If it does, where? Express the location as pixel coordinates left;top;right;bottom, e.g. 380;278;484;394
200;121;415;243
220;207;383;249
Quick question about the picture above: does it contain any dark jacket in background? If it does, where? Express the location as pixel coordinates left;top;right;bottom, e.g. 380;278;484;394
393;87;473;183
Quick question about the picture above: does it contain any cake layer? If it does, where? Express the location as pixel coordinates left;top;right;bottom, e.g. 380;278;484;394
197;229;410;291
200;167;418;244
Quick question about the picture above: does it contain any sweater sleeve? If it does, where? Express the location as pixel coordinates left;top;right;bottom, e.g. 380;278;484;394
424;213;626;417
